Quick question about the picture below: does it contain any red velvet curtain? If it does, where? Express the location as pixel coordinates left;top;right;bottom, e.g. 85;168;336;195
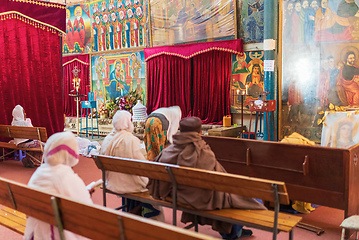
147;55;192;117
192;51;231;124
63;55;90;117
145;40;240;124
0;17;63;136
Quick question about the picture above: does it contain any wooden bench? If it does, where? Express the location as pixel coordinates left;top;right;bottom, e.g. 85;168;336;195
0;125;47;164
93;155;302;240
201;135;359;239
202;136;359;218
0;177;218;240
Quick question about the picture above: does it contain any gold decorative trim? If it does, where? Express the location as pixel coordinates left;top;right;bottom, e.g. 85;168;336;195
145;47;242;61
0;11;65;35
63;58;89;66
10;0;66;9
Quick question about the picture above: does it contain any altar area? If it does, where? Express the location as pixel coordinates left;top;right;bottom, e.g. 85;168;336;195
64;116;225;140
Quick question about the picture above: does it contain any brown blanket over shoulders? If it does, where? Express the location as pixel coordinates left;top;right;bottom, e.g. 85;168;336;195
147;132;266;233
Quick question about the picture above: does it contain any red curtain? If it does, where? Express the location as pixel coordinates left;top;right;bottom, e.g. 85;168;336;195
192;51;231;124
0;17;63;136
63;55;90;117
145;40;240;124
147;55;192;117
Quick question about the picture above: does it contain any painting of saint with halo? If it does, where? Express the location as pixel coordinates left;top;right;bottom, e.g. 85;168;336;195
321;112;359;149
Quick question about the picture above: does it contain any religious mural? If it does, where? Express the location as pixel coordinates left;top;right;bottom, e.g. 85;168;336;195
237;0;264;43
90;0;148;52
321;111;359;148
150;0;235;47
91;51;146;105
281;0;359;142
63;4;92;54
231;51;264;113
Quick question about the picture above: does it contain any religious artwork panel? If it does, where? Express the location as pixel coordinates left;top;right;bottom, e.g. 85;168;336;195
91;51;146;106
90;0;148;52
281;42;359;141
321;111;359;148
282;0;359;44
150;0;235;47
236;0;264;43
231;50;264;113
64;4;92;54
281;0;359;142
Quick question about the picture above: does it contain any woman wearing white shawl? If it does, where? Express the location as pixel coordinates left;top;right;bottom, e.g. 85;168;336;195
24;131;92;240
11;105;42;167
100;110;163;220
143;106;182;160
100;110;148;194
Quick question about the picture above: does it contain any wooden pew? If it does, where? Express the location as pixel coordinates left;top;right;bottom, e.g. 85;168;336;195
202;135;359;220
0;125;47;164
93;155;302;240
0;177;218;240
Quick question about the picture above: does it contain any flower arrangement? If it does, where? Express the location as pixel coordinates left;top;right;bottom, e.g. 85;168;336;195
106;99;121;118
119;90;142;114
98;102;109;117
97;90;142;119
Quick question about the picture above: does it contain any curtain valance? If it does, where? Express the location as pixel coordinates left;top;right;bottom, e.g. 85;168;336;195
144;39;243;61
0;0;66;33
63;54;89;67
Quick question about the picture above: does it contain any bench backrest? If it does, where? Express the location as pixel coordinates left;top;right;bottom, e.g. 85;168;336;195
0;177;217;240
94;155;290;205
0;125;48;142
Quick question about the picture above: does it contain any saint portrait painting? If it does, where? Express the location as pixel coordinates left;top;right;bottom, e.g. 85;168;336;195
321;111;359;149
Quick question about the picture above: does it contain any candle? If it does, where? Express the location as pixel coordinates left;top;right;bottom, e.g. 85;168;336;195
236;89;239;95
245;85;248;95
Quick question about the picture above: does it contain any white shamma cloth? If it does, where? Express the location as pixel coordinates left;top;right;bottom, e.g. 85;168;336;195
11;105;33;145
100;110;148;194
24;131;92;240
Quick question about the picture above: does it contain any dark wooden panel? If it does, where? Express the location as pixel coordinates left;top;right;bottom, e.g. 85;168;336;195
202;136;355;216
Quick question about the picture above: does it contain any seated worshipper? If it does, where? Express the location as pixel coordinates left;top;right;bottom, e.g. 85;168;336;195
147;117;266;239
10;105;43;168
100;110;163;220
24;131;92;240
143;106;182;160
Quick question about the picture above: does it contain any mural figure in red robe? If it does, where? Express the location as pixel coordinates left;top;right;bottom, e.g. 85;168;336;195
73;6;86;48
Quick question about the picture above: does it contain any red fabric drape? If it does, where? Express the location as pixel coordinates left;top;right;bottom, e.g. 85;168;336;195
192;51;231;124
144;39;243;61
0;0;66;32
63;55;90;117
145;40;240;124
146;55;191;117
0;17;63;136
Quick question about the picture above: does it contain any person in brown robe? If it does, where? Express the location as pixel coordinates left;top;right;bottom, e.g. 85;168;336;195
147;116;266;239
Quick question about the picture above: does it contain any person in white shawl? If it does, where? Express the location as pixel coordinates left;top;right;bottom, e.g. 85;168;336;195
100;110;163;219
143;106;182;160
100;110;148;194
24;131;92;240
10;105;42;167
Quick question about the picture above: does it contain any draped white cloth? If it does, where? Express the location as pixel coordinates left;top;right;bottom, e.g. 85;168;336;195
151;106;182;144
11;105;33;145
100;110;148;194
24;132;92;240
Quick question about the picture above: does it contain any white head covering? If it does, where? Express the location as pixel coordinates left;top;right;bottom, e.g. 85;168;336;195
43;131;79;167
112;110;134;133
11;105;26;126
153;106;182;144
